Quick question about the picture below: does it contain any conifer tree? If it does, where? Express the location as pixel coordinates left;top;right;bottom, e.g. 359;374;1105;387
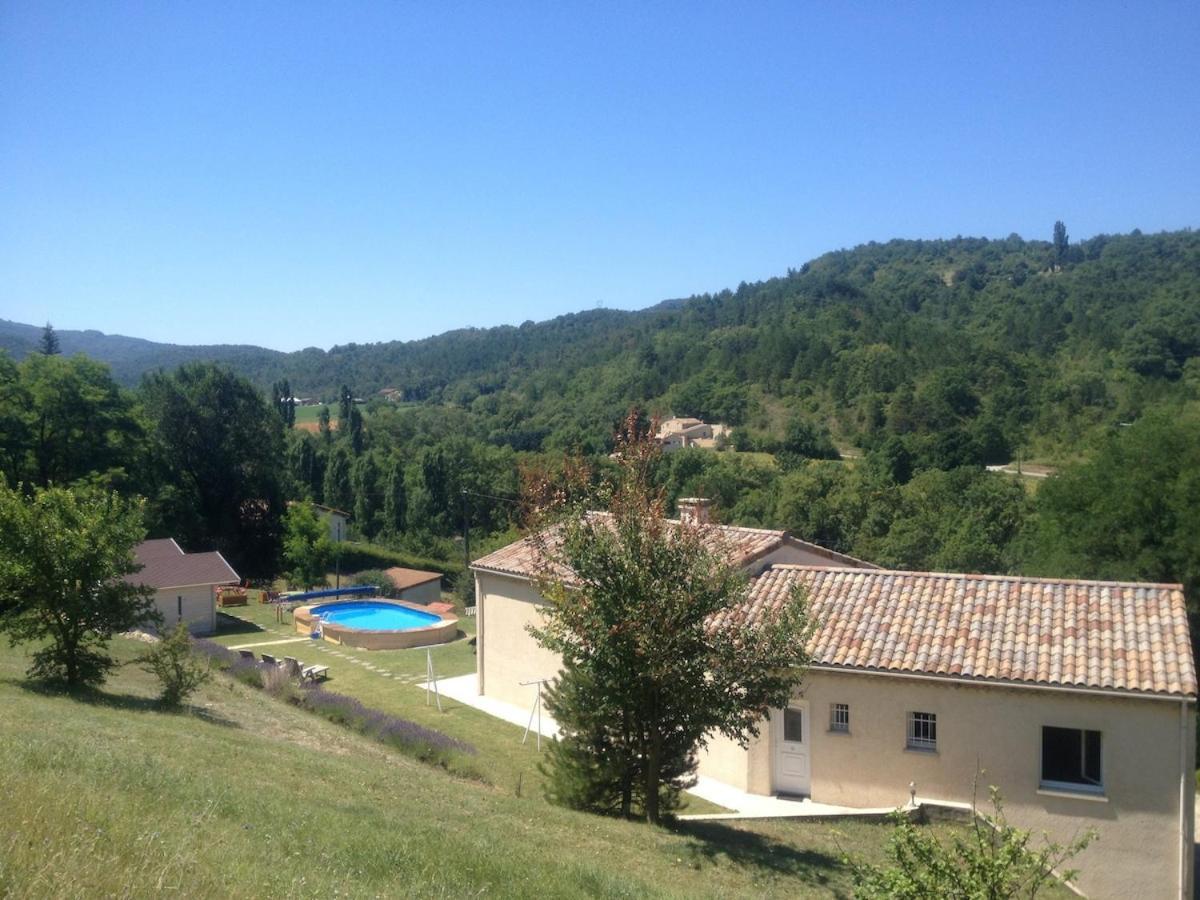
39;322;60;355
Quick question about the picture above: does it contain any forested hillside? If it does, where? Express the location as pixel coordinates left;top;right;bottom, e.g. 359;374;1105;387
7;227;1198;464
3;226;1197;604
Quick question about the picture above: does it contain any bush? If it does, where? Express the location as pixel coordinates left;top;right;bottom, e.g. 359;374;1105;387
138;623;212;708
849;785;1094;898
298;686;477;771
337;542;458;579
352;569;398;598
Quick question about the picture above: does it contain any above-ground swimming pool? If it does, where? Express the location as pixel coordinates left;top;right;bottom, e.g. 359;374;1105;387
293;598;458;650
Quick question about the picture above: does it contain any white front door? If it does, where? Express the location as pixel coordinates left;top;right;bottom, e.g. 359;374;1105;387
773;700;811;796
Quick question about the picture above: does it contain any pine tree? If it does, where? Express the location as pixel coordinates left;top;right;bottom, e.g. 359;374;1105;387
39;322;60;355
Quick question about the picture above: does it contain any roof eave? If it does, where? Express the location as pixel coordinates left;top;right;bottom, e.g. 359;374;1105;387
807;662;1197;703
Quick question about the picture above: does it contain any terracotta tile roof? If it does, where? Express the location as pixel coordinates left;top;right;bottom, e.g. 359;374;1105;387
128;539;240;590
471;515;790;582
384;567;443;590
717;565;1196;698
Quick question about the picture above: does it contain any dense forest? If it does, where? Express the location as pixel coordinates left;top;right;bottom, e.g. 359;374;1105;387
1;226;1197;608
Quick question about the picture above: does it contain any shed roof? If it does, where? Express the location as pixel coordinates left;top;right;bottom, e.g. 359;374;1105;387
384;567;443;590
713;565;1196;699
128;538;239;590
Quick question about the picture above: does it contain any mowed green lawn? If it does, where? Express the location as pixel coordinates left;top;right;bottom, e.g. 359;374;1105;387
1;620;1079;898
0;635;891;899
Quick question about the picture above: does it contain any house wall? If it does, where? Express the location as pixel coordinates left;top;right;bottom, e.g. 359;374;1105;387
397;580;441;605
766;669;1195;900
476;572;562;709
473;566;1193;898
152;585;217;635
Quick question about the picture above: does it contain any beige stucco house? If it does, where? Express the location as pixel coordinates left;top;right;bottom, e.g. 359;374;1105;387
471;508;1196;899
129;538;240;635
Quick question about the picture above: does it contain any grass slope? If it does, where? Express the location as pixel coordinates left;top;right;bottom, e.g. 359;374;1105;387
0;633;1077;899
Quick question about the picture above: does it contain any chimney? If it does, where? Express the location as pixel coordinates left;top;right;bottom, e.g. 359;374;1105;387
677;497;713;525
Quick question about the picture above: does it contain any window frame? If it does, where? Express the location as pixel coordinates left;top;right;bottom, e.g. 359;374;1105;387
1039;726;1104;795
905;711;937;752
829;702;850;734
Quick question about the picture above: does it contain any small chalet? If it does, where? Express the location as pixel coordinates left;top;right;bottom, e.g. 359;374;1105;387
129;538;239;635
383;567;443;604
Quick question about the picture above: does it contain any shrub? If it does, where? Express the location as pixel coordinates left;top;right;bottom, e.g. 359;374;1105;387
352;569;398;598
191;638;240;669
298;686;476;770
227;657;268;688
848;785;1094;899
138;623;212;708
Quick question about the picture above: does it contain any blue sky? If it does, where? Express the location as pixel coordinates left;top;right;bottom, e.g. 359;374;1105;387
2;2;1197;351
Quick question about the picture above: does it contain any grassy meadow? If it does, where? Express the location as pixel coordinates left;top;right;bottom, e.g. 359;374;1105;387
0;612;1078;898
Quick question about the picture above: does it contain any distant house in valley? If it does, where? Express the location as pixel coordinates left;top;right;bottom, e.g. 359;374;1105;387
309;503;351;542
470;505;1196;900
656;416;730;451
378;387;405;402
128;538;239;635
383;567;443;604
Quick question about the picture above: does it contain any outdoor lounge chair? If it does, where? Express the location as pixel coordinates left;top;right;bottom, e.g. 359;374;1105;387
238;649;255;661
303;663;329;682
260;654;284;668
284;656;329;683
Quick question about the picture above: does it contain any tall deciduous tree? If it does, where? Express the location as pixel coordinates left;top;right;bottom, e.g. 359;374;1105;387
281;500;335;589
382;455;407;536
1023;412;1200;599
318;405;333;445
0;484;157;687
530;414;811;824
18;353;144;490
323;444;354;515
1052;220;1068;268
140;364;285;576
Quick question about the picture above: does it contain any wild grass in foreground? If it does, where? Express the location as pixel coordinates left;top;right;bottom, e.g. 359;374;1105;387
0;635;1080;900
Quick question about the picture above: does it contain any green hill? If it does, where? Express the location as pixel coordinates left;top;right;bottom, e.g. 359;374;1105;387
6;227;1198;460
0;635;951;899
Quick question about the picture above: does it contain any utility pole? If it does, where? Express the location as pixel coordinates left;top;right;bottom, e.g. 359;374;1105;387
335;519;342;597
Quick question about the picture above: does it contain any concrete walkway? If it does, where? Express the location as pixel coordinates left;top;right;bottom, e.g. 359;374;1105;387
681;776;887;820
426;673;560;737
227;636;314;650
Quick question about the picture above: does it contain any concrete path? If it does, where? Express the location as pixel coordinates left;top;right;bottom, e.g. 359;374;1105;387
227;637;314;650
681;776;884;820
425;674;905;820
423;673;560;737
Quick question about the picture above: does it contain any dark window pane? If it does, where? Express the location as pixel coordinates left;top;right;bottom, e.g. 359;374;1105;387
1042;726;1080;782
1084;730;1102;784
784;709;803;743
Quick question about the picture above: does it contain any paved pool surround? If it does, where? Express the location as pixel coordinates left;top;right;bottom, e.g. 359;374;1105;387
293;598;459;650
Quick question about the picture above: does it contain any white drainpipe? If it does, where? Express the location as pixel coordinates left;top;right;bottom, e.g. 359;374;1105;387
1180;698;1192;899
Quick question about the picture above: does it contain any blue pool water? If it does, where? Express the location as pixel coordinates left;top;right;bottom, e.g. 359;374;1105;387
311;600;442;631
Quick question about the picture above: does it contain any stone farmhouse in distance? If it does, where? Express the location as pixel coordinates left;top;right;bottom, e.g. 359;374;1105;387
655;416;730;451
470;498;1196;899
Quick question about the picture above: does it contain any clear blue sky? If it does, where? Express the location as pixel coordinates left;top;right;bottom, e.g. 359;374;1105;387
2;2;1197;352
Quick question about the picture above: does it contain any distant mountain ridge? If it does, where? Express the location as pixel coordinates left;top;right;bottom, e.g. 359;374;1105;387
0;318;288;387
4;227;1197;463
